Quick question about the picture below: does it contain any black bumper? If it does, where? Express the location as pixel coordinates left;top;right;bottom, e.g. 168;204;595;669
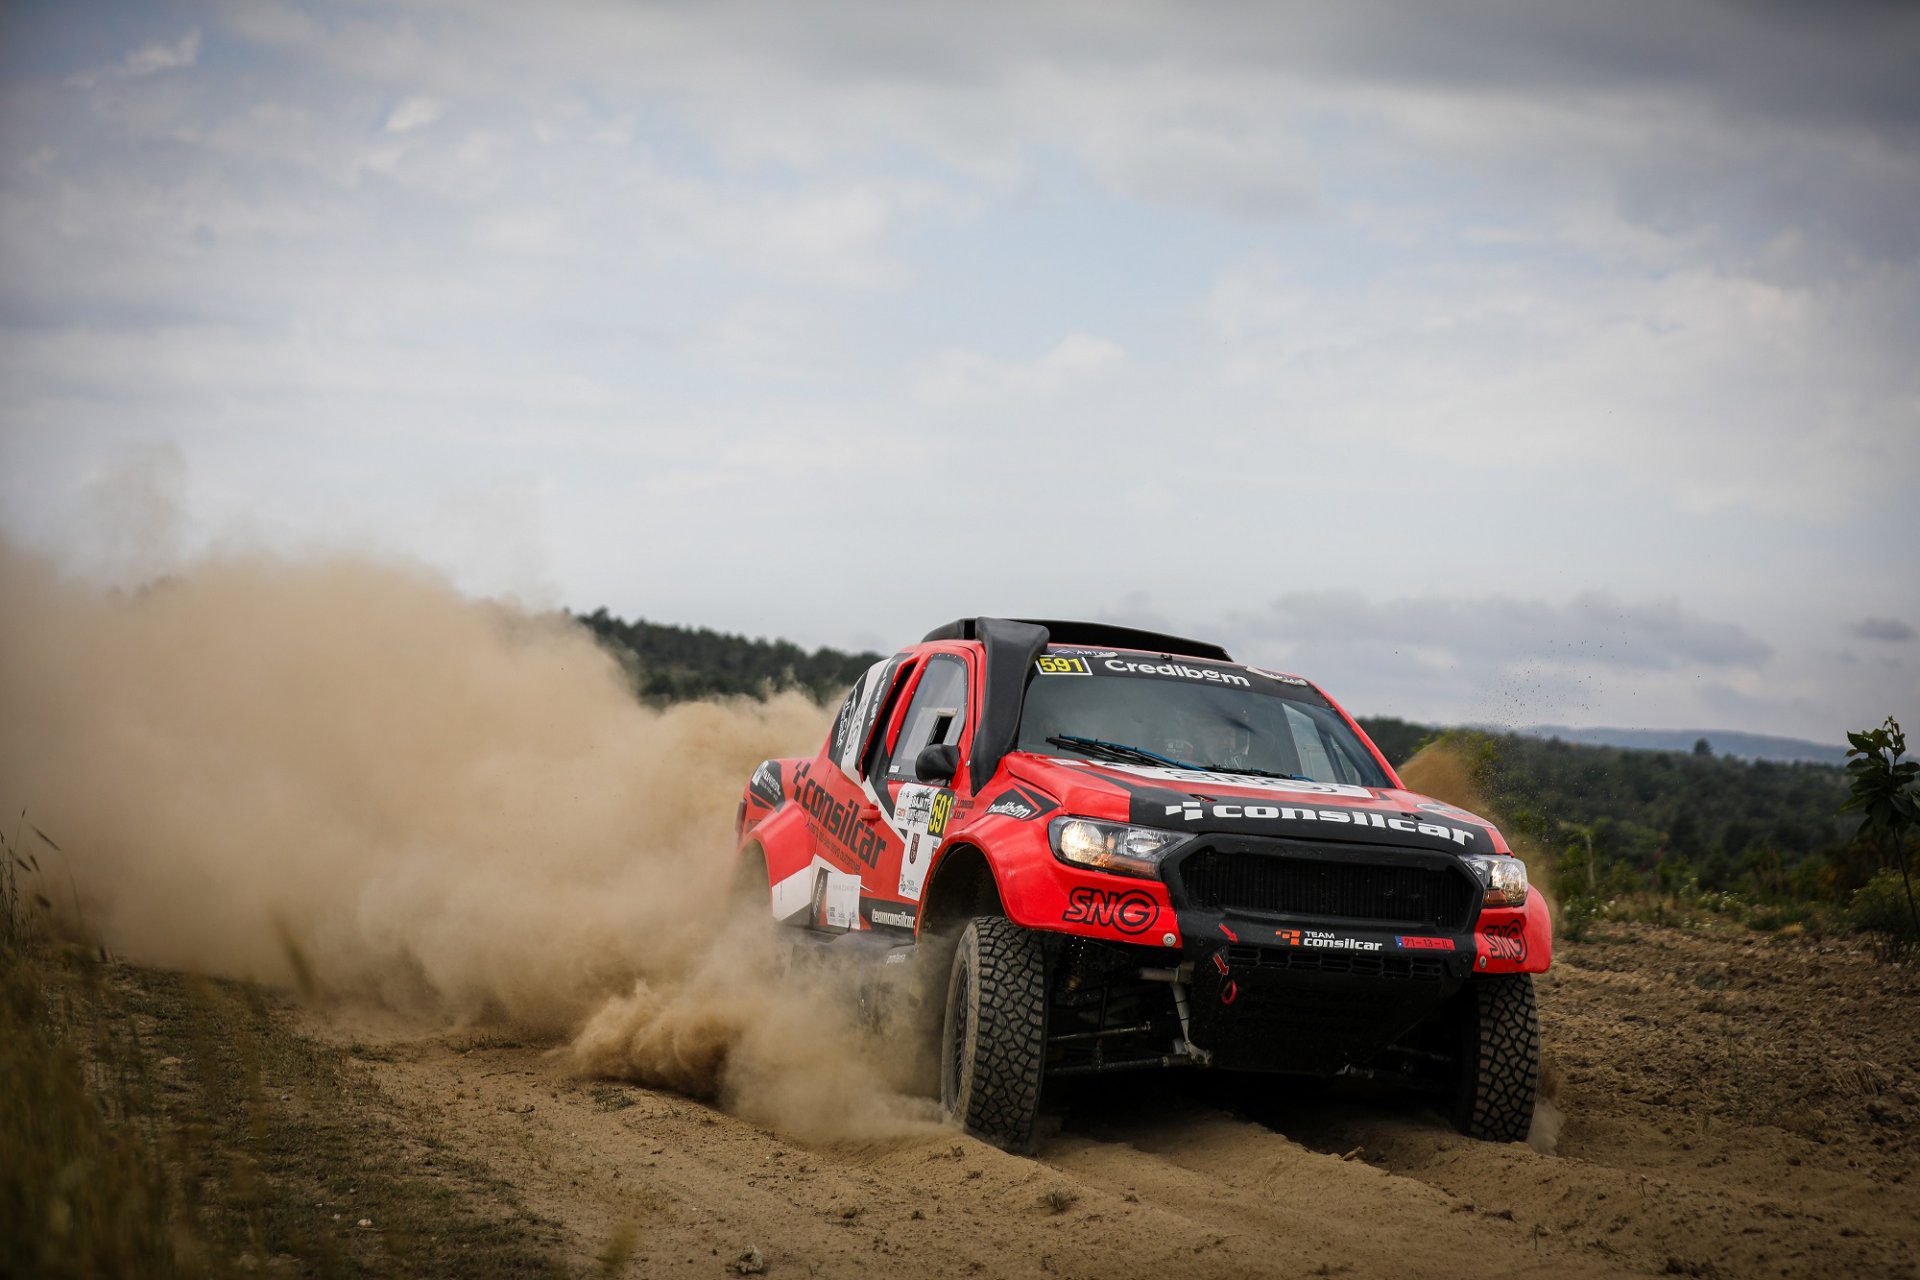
1163;836;1483;1074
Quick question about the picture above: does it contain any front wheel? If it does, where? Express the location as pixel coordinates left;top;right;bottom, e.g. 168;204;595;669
940;916;1047;1151
1450;974;1540;1142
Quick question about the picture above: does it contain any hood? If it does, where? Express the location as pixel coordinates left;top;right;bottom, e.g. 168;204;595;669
1004;753;1506;856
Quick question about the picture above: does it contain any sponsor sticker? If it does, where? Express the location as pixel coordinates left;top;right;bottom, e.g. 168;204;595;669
893;783;951;901
1158;797;1476;847
1484;919;1527;963
869;906;916;929
1277;928;1383;952
1061;887;1158;935
1036;654;1092;675
794;767;886;869
1247;666;1310;686
984;785;1058;821
1102;658;1250;686
748;759;783;806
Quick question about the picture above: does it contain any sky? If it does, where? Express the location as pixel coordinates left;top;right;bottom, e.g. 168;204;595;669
1;0;1916;742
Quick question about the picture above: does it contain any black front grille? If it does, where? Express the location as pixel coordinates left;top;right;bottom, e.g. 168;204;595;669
1179;849;1474;930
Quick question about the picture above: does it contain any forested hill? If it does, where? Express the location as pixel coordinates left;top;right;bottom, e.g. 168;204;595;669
1358;715;1856;901
573;608;881;703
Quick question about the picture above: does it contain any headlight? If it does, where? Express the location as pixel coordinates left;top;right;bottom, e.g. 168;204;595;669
1464;855;1529;907
1049;817;1190;879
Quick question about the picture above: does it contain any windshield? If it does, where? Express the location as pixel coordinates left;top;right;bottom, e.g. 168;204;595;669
1015;651;1390;789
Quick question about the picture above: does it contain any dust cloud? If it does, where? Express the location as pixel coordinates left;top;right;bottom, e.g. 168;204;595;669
1397;737;1556;909
0;542;929;1138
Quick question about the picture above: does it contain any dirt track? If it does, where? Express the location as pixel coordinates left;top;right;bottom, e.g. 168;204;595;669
303;924;1920;1279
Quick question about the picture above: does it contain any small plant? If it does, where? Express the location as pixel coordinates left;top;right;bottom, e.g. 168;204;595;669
1839;716;1919;952
1850;870;1917;964
1557;894;1601;943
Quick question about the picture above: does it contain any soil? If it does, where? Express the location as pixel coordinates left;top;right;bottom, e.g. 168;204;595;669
286;922;1919;1279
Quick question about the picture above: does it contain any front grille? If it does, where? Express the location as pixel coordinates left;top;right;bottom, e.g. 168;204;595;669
1179;849;1474;930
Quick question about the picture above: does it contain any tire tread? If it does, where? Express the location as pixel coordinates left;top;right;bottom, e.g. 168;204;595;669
1456;974;1540;1143
946;916;1047;1149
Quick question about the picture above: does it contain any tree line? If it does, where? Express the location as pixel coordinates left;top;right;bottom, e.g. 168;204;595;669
574;607;881;704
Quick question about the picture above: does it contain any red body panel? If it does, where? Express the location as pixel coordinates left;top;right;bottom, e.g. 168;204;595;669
736;638;1553;974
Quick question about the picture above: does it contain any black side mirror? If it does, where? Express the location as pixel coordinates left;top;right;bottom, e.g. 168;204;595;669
915;743;961;785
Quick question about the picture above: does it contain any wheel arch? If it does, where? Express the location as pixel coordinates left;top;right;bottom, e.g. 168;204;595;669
918;842;1006;940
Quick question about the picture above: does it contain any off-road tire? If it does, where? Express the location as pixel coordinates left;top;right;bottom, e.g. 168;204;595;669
941;916;1047;1151
1451;973;1540;1142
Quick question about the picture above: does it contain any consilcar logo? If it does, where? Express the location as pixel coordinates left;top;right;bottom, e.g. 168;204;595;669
1164;801;1476;847
1278;928;1382;953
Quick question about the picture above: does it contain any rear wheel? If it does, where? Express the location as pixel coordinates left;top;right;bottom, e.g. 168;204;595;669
1451;974;1540;1142
941;916;1047;1151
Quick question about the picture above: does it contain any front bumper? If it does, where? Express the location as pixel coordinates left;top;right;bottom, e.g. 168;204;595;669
1172;910;1473;1072
1153;834;1534;1072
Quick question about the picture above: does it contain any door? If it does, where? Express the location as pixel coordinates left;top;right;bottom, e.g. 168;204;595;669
778;653;915;931
876;652;973;907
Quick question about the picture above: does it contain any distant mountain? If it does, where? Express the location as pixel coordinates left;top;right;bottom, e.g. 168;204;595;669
1511;724;1846;766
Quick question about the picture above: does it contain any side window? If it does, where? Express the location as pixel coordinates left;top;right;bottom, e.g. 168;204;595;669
858;660;919;781
1284;702;1372;785
1284;704;1337;780
887;656;969;780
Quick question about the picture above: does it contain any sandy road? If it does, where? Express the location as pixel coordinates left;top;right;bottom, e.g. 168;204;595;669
304;925;1919;1279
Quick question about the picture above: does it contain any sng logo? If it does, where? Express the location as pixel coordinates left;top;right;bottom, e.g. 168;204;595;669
1062;888;1158;935
1485;920;1527;963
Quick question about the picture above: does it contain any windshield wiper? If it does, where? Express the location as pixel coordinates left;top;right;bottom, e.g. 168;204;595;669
1046;735;1201;771
1193;762;1315;782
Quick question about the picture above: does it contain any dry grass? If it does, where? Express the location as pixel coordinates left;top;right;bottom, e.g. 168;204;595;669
1;844;568;1278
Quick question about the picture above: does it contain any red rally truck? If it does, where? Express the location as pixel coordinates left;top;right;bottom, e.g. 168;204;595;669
734;618;1549;1150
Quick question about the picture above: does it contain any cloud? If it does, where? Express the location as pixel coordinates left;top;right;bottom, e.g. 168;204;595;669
912;334;1124;406
1229;590;1771;675
1198;590;1782;730
385;95;446;133
1852;616;1917;643
66;31;201;88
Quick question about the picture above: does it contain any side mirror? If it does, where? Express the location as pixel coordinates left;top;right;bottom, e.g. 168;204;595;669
915;743;961;785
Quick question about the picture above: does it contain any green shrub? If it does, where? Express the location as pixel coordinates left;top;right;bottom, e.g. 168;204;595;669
1557;893;1601;942
1850;870;1918;964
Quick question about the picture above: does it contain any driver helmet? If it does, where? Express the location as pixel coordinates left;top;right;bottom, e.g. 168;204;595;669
1191;715;1254;768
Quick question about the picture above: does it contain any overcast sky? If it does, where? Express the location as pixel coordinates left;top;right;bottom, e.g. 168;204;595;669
2;1;1916;742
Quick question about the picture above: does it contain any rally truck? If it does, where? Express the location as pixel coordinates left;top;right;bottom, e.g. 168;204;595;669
733;618;1548;1150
